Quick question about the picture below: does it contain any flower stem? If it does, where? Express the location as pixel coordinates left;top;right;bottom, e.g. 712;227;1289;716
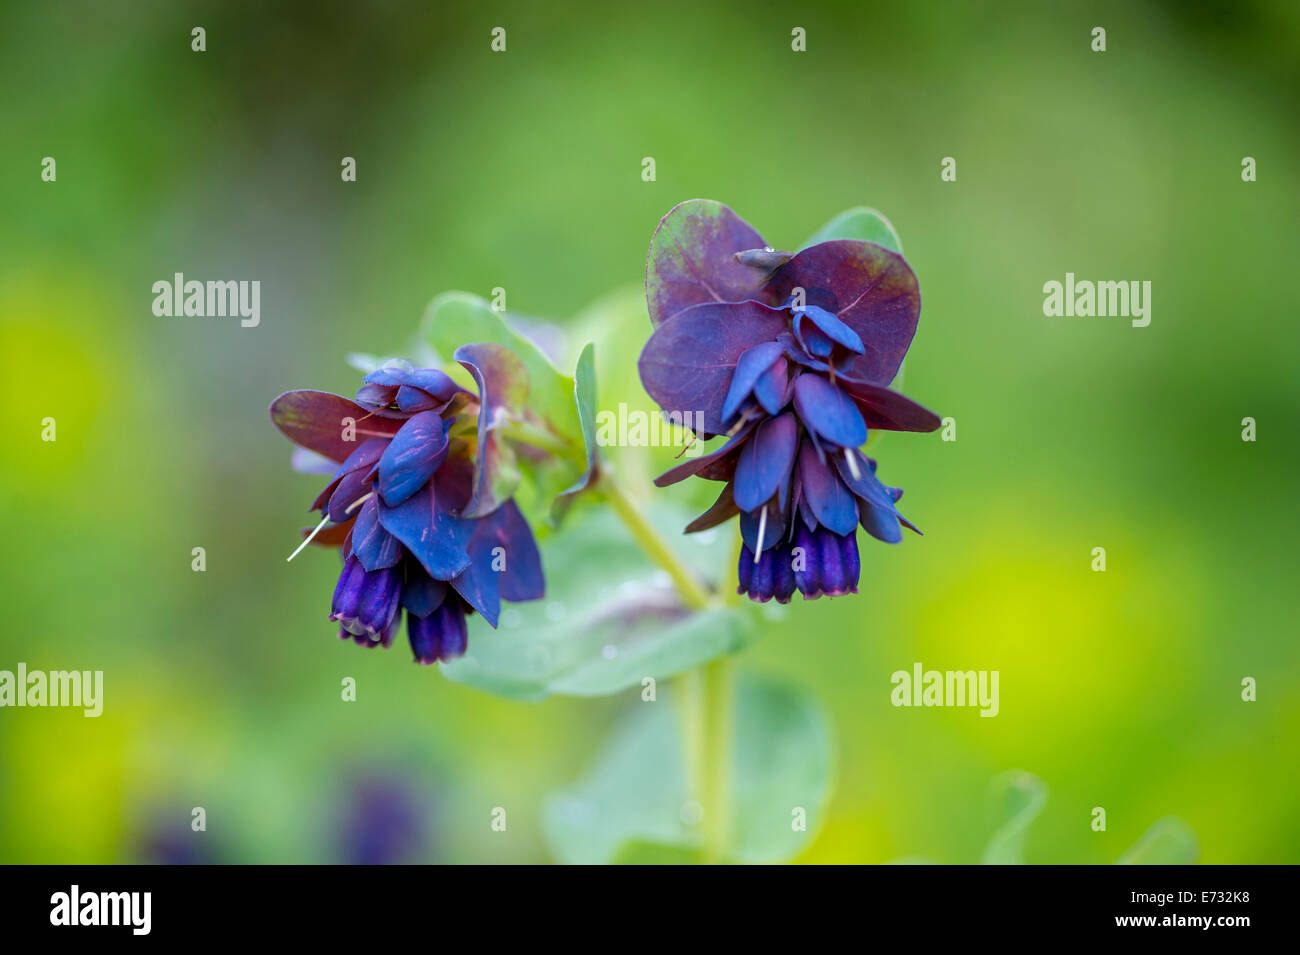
699;654;735;863
499;418;573;458
600;470;734;862
600;474;711;611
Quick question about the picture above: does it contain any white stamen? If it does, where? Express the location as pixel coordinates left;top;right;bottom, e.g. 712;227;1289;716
845;448;861;481
753;505;768;564
286;513;332;563
344;491;375;515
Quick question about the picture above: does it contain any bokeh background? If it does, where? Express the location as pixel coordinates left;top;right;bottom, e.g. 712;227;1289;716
2;0;1297;863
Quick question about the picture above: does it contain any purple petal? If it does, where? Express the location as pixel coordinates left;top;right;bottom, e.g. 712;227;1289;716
721;341;786;424
838;376;942;432
653;420;756;487
455;343;528;519
376;480;473;580
793;374;867;448
311;437;388;511
734;413;798;512
355;382;398;407
797;442;859;535
684;481;741;533
645;199;773;327
350;497;403;571
328;466;376;523
378;411;448;507
269;390;403;463
791;523;819;596
638;301;790;436
764;240;920;386
301;519;353;549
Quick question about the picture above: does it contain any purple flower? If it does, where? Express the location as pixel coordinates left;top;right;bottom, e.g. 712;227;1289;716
638;200;941;604
271;347;545;663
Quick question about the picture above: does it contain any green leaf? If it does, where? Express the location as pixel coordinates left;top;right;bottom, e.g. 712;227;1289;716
609;841;705;865
979;770;1048;865
552;341;601;523
1116;817;1199;865
802;207;904;256
421;292;580;450
439;504;752;700
542;674;834;864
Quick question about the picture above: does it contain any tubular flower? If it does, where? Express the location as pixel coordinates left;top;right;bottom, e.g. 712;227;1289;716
638;199;941;603
270;347;544;663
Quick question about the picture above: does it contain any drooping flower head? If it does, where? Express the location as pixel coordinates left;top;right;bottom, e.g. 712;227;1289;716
270;344;544;663
638;200;942;603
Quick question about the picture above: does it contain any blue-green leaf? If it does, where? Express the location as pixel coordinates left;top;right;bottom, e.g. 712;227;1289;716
542;674;834;863
979;770;1048;865
421;292;579;447
439;505;751;700
552;341;601;523
801;207;904;256
1116;817;1199;865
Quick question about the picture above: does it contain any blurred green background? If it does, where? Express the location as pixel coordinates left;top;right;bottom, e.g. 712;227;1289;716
2;0;1298;863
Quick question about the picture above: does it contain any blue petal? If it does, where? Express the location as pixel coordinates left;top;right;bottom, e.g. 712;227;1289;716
351;497;404;571
860;498;903;544
376;480;472;580
493;501;545;602
797;322;835;359
793;374;867;447
739;499;788;554
721;341;786;424
378;411;448;507
832;448;900;513
752;356;790;415
448;500;545;626
793;304;865;354
401;569;448;618
733;412;799;512
395;385;439;413
797;442;859;535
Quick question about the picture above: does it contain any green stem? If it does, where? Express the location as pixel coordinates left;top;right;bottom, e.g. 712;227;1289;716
699;654;735;862
499;418;573;458
600;469;735;863
600;474;711;611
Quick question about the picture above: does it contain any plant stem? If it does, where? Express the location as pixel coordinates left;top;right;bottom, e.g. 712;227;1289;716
499;418;573;458
699;654;735;862
600;469;734;862
600;474;711;611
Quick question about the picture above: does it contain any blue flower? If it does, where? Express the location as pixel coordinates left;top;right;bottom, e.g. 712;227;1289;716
271;350;545;663
638;200;941;603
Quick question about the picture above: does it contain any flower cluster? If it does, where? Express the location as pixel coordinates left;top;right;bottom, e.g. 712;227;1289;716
270;345;544;663
638;200;941;603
